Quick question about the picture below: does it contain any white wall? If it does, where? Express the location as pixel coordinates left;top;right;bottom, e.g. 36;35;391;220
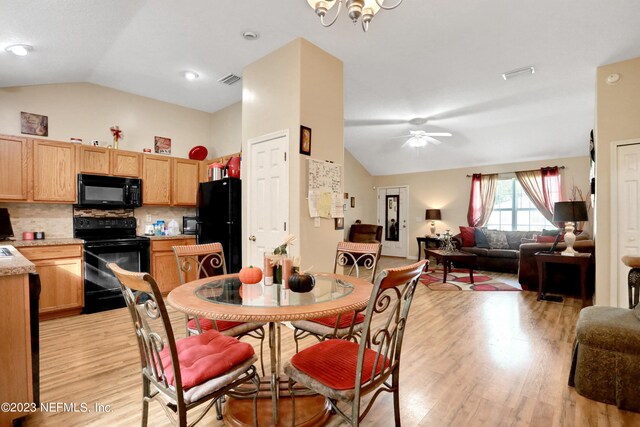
209;101;242;157
343;149;376;238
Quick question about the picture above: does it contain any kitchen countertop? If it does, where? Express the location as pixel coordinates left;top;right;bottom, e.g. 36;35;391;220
0;245;36;276
7;238;84;248
146;234;197;241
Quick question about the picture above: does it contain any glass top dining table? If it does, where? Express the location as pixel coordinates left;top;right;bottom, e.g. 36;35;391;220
167;272;373;426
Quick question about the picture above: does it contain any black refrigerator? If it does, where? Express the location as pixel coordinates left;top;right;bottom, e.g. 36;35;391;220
196;178;242;273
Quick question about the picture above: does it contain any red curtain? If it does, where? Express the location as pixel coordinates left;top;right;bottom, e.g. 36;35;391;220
541;166;562;215
467;174;483;226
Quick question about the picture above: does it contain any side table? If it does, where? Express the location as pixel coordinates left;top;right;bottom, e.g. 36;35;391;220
535;252;592;307
417;236;443;260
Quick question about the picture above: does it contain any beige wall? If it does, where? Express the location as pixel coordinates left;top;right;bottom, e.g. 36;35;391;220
595;56;640;306
209;101;242;157
373;156;590;258
242;38;343;272
0;82;213;158
344;149;376;238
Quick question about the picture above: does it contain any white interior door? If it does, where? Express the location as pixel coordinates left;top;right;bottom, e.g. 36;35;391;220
615;143;640;307
377;186;408;257
247;131;289;267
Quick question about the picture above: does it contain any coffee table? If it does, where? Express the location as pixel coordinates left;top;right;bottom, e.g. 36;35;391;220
424;249;478;283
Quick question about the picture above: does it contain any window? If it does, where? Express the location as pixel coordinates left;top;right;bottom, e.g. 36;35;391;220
486;178;553;231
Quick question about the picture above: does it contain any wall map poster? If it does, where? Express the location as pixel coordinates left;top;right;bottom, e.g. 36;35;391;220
307;159;343;219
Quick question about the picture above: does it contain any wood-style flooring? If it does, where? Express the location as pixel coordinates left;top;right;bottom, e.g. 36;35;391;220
24;257;640;426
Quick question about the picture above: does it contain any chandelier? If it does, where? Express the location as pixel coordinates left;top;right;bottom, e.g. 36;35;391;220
306;0;404;32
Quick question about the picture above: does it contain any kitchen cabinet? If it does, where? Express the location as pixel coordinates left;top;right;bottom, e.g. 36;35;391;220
0;272;33;426
77;145;110;175
143;154;172;205
0;134;29;201
32;139;77;203
111;150;141;178
172;158;199;206
18;244;84;320
150;238;196;294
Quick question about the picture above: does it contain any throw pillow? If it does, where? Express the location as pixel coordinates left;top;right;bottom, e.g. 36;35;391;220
484;229;510;249
459;226;476;247
521;238;537;244
535;235;562;243
542;228;562;236
474;227;490;248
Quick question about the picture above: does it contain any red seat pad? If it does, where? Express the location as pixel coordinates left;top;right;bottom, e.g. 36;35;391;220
290;339;390;390
187;318;245;332
158;329;254;389
310;312;365;329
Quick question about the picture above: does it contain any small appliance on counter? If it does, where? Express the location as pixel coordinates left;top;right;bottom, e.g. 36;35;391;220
183;216;197;235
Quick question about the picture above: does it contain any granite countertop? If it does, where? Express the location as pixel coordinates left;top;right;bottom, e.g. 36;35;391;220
8;238;84;248
146;234;197;241
0;245;36;276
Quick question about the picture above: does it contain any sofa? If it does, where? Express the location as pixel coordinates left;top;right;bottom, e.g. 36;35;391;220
452;228;538;273
348;223;382;243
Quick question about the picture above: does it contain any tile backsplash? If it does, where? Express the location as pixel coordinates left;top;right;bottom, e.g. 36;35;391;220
1;203;195;239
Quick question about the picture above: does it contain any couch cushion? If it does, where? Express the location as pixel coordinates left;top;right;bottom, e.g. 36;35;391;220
486;249;519;259
484;229;509;249
461;247;489;256
505;231;536;249
542;228;563;236
536;235;563;243
474;228;490;248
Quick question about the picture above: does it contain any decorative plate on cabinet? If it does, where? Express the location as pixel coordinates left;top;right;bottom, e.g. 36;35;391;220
188;145;208;160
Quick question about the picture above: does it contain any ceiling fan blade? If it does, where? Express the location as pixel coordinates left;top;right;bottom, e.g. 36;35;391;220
422;132;452;137
390;134;414;139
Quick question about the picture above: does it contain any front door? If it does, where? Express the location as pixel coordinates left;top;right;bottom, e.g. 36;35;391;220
377;186;408;257
616;142;640;307
247;131;289;267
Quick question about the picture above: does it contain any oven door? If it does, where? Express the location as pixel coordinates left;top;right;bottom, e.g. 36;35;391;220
83;239;150;313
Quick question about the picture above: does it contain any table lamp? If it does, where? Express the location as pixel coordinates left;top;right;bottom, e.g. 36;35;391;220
425;209;442;236
552;201;589;256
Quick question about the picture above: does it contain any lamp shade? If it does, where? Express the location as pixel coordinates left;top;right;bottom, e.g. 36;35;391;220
552;201;589;222
425;209;442;221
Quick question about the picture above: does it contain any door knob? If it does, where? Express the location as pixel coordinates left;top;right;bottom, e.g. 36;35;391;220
249;235;256;241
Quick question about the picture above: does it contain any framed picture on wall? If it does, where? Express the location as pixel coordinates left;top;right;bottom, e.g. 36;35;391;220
300;126;312;156
335;217;344;230
350;197;356;208
154;136;171;154
20;112;48;136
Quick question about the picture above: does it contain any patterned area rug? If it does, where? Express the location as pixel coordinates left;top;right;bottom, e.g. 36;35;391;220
420;268;521;291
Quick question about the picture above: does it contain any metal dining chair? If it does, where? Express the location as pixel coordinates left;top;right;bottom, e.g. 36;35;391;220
173;243;266;375
107;262;260;427
284;259;428;426
291;241;382;352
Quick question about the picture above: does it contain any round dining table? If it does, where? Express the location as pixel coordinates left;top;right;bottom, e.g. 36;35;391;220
167;272;373;426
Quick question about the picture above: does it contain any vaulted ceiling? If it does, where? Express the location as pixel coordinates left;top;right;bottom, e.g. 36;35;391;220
2;0;640;175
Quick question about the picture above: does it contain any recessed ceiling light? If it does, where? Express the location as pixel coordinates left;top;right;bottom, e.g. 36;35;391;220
501;66;535;80
242;31;259;41
183;71;199;80
5;44;33;56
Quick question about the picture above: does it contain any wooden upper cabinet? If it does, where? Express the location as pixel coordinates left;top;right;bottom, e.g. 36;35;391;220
111;150;141;178
77;145;110;175
0;135;29;201
142;154;171;205
172;158;199;206
32;139;77;202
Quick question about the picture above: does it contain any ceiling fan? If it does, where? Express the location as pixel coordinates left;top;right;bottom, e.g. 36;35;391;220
395;130;452;148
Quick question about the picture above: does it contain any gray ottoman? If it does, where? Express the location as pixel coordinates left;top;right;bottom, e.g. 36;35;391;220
568;304;640;412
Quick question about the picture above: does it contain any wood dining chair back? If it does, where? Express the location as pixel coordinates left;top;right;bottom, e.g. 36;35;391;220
173;243;266;375
284;259;428;426
291;242;381;352
107;262;260;427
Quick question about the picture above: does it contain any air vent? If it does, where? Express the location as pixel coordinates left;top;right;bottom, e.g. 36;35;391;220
217;74;241;85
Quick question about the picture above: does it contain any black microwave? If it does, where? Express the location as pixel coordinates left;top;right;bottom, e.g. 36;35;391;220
77;174;142;208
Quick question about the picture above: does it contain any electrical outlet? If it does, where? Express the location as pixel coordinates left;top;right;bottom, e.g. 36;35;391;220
314;217;321;228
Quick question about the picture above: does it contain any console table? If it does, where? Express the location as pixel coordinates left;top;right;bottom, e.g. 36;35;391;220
417;236;443;260
535;252;591;307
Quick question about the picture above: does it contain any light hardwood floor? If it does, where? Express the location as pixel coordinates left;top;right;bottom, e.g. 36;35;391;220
24;257;640;426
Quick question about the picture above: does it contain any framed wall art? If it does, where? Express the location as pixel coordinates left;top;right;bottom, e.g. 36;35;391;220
20;112;48;136
154;136;171;154
300;125;312;156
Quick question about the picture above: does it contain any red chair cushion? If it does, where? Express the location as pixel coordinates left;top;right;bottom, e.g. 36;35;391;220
290;339;389;390
188;318;245;332
310;312;365;329
159;329;254;389
459;226;476;247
